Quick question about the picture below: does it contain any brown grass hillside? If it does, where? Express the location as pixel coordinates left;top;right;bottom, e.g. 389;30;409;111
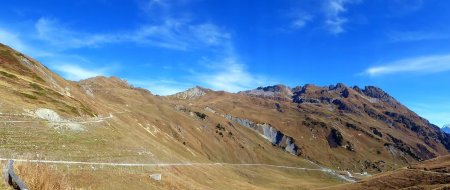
1;42;449;189
322;155;450;190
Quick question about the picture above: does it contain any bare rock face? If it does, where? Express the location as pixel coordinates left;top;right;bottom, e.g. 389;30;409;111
172;86;210;100
361;86;397;105
224;114;301;156
239;84;293;101
35;108;63;122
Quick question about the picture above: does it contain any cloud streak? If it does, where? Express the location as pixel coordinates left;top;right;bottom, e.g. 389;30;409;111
287;0;360;34
33;17;231;51
289;13;313;30
128;78;192;95
35;18;120;49
0;29;28;52
194;55;269;93
364;54;450;76
129;0;269;93
323;0;360;34
131;19;231;51
52;64;109;81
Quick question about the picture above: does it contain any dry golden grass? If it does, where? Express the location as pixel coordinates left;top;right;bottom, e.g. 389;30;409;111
1;160;344;190
3;43;449;189
14;163;71;190
320;155;450;190
38;164;343;190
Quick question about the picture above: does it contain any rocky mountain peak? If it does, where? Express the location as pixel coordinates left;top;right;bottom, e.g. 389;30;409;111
256;84;291;92
240;83;400;109
291;85;303;93
328;83;347;90
362;86;391;99
239;84;293;101
172;86;210;100
443;125;450;134
360;86;398;105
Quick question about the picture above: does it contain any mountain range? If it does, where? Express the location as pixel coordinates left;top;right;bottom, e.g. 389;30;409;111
1;43;449;189
443;125;450;134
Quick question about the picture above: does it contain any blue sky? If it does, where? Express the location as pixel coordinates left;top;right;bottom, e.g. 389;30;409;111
0;0;449;127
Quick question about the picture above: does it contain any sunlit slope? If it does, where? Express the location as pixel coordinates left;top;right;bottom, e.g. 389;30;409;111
169;83;450;174
0;42;320;168
2;42;449;189
324;155;450;190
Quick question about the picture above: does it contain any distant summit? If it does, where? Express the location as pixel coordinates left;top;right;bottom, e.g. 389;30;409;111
443;125;450;134
171;86;211;100
238;84;293;101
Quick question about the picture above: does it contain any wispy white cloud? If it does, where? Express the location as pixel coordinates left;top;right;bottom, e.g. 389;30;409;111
323;0;359;35
139;0;191;20
130;0;270;93
0;28;53;57
51;63;110;81
33;16;230;51
0;29;28;52
287;0;360;34
364;54;450;76
128;52;271;95
131;20;231;50
35;17;120;49
290;13;313;30
194;55;270;92
0;25;116;81
128;78;192;95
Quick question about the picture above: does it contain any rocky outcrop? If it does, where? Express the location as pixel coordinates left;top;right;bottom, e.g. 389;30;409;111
361;86;397;106
362;86;391;100
172;86;209;100
239;84;293;101
224;114;300;155
292;83;350;105
243;84;398;110
237;83;450;164
386;134;421;161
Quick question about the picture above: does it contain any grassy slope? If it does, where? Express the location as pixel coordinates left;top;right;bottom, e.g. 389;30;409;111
5;162;342;190
181;86;450;173
0;43;343;189
2;42;450;189
322;155;450;190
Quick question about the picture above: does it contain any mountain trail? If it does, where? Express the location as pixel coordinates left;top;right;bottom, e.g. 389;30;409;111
0;158;356;182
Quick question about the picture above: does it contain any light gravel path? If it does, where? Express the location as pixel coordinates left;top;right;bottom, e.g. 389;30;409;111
0;158;355;182
0;109;356;182
0;113;114;124
0;158;321;170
